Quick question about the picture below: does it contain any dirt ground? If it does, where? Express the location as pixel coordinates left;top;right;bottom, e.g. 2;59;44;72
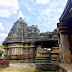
7;63;36;69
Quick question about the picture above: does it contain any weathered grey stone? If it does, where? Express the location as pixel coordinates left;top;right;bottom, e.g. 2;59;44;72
3;18;59;62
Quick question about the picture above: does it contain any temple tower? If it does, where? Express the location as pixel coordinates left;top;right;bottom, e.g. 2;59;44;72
3;18;40;62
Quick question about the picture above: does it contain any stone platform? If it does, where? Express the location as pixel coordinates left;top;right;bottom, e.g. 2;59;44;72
59;64;72;72
36;63;59;71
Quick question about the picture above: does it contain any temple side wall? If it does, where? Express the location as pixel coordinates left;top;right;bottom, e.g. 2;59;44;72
3;43;37;62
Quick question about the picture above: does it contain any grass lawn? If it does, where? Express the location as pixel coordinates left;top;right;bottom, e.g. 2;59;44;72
0;67;56;72
41;71;56;72
0;67;36;72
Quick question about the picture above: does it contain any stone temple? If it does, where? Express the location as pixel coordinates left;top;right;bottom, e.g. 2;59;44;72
3;0;72;71
3;17;58;63
3;17;40;61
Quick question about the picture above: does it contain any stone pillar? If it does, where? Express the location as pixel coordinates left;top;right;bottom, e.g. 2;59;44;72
29;43;36;62
60;34;71;63
58;22;72;63
59;43;63;63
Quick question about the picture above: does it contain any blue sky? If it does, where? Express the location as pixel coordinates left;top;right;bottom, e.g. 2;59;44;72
0;0;67;43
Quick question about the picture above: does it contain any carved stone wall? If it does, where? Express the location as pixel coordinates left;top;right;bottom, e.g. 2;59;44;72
3;43;37;62
3;18;59;62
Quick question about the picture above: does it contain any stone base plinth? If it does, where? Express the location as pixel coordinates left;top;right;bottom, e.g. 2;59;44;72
59;64;72;72
36;63;59;71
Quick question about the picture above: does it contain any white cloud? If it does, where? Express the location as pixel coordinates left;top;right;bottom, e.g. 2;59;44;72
0;22;4;31
0;33;7;37
0;33;8;42
21;1;34;12
18;11;25;18
41;9;50;15
0;10;10;17
38;8;60;31
36;0;68;32
0;0;19;17
36;0;50;5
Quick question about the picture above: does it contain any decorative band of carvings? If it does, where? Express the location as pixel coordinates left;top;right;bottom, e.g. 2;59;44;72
57;22;72;34
4;46;36;49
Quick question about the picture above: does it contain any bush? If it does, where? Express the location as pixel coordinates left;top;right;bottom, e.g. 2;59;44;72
0;59;9;67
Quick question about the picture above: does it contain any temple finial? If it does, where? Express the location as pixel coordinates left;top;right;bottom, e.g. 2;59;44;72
19;17;22;20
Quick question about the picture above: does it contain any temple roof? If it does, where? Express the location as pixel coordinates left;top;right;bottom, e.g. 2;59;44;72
59;0;72;22
3;18;59;44
3;18;40;44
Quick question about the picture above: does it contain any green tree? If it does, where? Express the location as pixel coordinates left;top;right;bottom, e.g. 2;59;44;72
1;45;4;49
0;50;4;56
0;42;4;49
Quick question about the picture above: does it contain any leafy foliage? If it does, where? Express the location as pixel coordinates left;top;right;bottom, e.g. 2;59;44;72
0;50;4;56
1;45;4;49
